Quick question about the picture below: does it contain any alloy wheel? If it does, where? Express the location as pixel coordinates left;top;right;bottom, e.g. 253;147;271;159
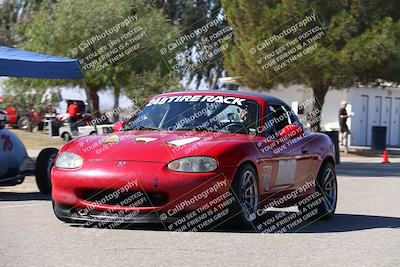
240;170;259;221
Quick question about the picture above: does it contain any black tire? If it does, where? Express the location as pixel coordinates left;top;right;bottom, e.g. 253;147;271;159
62;132;72;142
35;148;59;195
314;162;337;220
17;116;29;130
229;164;259;229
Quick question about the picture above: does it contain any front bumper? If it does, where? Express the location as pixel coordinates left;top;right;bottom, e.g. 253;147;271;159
51;160;236;223
53;202;180;224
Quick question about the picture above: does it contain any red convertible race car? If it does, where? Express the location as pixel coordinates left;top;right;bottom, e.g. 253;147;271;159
51;91;337;230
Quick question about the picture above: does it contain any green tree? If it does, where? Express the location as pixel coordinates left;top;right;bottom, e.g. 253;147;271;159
0;0;56;46
0;0;19;45
125;67;181;107
221;0;400;130
1;0;60;129
146;0;228;90
7;0;179;116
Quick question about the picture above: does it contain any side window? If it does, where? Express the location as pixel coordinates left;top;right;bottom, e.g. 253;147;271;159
276;105;290;133
283;105;300;126
265;104;296;138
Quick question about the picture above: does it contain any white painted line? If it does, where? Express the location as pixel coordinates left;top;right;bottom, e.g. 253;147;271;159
0;203;50;209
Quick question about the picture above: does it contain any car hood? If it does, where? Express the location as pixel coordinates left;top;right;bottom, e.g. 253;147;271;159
63;130;254;163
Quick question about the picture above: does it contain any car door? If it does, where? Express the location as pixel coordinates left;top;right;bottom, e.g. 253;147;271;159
256;104;293;193
283;104;314;186
265;103;312;191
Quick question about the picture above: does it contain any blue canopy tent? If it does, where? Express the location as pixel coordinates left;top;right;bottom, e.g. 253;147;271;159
0;45;83;79
0;45;93;113
0;46;94;136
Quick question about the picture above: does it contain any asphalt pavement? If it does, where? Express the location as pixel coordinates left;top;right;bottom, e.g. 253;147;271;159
0;156;399;267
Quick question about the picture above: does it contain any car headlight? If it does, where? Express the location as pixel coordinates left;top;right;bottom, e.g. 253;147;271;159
168;157;217;173
55;152;83;169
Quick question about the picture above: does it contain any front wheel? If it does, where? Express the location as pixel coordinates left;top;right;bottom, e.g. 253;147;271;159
230;164;259;228
35;148;59;195
314;162;337;220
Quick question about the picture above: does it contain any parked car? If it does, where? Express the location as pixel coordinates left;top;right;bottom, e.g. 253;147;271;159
17;109;43;131
0;110;57;194
59;124;114;142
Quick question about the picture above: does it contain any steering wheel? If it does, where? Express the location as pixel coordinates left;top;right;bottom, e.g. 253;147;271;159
224;122;247;133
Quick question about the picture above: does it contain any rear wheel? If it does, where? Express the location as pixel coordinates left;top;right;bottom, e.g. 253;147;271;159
230;164;259;228
35;148;59;195
314;162;337;219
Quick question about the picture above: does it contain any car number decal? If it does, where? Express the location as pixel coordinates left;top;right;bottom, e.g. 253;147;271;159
1;134;13;151
276;159;297;185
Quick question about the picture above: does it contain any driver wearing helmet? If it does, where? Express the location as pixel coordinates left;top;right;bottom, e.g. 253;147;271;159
238;105;257;134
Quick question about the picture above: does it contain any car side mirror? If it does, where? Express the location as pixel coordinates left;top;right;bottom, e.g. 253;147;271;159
279;124;304;140
114;121;126;132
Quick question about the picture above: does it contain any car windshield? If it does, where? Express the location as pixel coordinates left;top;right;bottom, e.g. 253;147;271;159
124;95;260;135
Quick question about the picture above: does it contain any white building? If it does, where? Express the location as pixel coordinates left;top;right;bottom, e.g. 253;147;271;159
237;84;400;147
0;81;134;113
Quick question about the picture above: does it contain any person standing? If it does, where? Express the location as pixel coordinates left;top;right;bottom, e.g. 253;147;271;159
339;100;352;153
68;101;80;136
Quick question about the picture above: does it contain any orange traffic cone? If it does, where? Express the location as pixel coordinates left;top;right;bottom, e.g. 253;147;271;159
382;149;390;164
